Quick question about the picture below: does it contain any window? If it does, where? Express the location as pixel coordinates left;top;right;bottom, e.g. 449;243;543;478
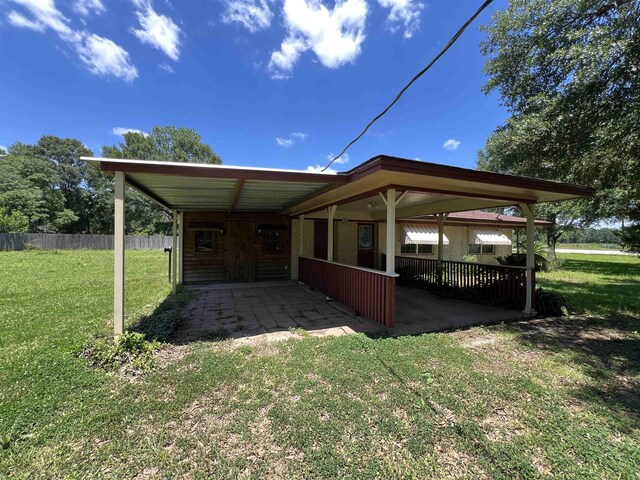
401;243;416;254
469;244;495;254
417;244;433;254
401;244;434;254
265;231;281;251
195;231;214;252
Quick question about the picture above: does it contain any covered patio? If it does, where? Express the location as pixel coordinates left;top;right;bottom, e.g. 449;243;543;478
177;281;527;343
83;154;592;337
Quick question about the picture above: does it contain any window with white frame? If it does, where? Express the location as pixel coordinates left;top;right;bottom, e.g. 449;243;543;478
401;243;434;255
469;244;495;254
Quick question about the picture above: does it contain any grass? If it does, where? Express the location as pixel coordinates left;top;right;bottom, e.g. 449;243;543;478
556;243;621;250
537;253;640;317
1;250;639;478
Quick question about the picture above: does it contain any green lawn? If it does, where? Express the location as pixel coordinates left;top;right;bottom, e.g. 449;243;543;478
1;250;639;479
556;243;621;250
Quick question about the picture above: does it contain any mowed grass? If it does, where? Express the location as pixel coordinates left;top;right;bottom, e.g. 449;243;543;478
1;250;639;479
556;243;621;250
537;253;640;317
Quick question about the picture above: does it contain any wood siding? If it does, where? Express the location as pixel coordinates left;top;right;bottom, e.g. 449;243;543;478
183;212;291;284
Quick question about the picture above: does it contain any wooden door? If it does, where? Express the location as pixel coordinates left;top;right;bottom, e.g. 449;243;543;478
226;220;256;282
314;220;328;259
357;223;375;268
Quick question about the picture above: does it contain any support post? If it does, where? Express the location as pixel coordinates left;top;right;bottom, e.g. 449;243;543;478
385;188;396;274
113;171;125;340
520;203;537;315
172;210;177;294
436;213;447;285
299;215;305;257
326;206;337;261
178;211;184;285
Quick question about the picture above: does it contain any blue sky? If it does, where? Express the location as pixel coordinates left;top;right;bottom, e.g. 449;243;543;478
0;0;510;173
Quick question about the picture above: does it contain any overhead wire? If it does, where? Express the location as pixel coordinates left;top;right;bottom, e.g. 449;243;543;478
321;0;495;172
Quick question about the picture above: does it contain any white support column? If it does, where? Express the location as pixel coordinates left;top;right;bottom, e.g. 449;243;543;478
385;188;396;274
178;211;184;285
520;203;537;315
298;215;305;257
326;205;337;261
436;213;447;284
171;210;177;294
113;171;125;340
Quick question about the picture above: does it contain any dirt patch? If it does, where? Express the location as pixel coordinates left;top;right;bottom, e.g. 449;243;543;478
481;405;527;442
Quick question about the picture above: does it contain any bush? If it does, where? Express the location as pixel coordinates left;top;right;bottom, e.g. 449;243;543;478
496;253;549;271
79;331;161;374
535;288;570;317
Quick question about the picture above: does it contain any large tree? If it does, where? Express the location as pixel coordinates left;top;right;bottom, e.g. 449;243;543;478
106;126;222;164
478;0;639;252
100;126;223;234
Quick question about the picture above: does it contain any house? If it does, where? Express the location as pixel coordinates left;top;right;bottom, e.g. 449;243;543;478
83;154;592;333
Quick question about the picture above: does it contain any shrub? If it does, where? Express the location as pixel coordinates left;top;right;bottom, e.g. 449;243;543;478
79;331;161;374
535;288;570;317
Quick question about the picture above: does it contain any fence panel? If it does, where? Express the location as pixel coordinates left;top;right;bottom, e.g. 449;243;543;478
0;233;173;251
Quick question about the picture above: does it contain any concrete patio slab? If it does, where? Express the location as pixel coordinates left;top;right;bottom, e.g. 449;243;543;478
180;282;531;344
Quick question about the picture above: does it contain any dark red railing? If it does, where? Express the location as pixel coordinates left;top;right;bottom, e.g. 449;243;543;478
298;256;397;327
393;256;533;309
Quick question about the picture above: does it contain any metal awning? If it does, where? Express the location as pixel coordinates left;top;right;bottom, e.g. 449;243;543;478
402;224;449;245
470;227;512;245
82;155;593;216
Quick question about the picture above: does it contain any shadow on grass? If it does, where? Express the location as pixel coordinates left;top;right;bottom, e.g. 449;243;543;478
129;287;230;345
505;316;640;431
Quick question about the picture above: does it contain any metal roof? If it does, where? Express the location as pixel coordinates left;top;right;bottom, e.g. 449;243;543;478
82;155;593;216
402;224;449;245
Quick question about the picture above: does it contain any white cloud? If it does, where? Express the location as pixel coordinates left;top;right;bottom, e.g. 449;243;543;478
222;0;273;33
377;0;423;38
275;137;294;147
131;0;183;61
76;34;139;81
73;0;105;17
112;127;147;136
307;164;337;174
268;0;368;78
275;132;307;147
159;62;175;73
7;10;46;31
442;139;461;151
326;152;350;164
5;0;137;81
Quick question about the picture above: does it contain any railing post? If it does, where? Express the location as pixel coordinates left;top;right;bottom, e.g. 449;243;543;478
436;213;447;285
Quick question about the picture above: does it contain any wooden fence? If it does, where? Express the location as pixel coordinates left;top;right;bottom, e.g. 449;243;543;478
392;255;532;309
0;233;173;251
298;256;397;328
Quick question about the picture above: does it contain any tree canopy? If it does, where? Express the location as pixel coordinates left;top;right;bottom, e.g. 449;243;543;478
0;127;221;234
477;0;639;250
104;126;222;164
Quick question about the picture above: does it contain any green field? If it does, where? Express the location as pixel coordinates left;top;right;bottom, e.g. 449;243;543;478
556;243;621;250
1;250;639;478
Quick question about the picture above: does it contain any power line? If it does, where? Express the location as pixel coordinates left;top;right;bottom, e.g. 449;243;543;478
321;0;495;172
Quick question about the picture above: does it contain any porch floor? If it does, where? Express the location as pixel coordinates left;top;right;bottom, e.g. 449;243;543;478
181;282;529;343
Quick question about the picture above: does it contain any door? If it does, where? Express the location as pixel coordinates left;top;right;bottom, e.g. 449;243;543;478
357;223;375;268
314;220;328;259
225;220;256;282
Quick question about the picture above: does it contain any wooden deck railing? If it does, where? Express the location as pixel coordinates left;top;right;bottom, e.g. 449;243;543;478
298;256;397;327
392;256;534;309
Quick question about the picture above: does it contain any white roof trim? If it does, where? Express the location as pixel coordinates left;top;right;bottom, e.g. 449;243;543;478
402;224;449;245
81;156;341;176
470;227;511;246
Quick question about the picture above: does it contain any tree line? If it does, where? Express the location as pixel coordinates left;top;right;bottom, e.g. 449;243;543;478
0;127;221;235
477;0;639;254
